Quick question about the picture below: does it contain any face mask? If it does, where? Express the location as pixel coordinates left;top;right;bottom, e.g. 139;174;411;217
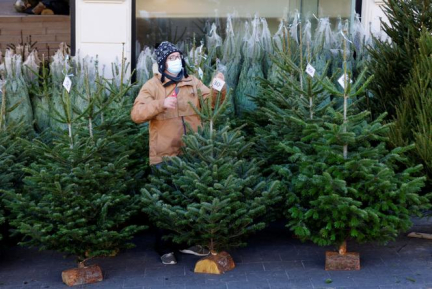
167;59;183;74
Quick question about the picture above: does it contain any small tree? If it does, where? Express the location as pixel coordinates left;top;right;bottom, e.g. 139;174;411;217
141;93;280;253
5;74;147;265
286;38;431;253
367;0;432;118
252;33;431;254
0;78;34;243
389;30;432;188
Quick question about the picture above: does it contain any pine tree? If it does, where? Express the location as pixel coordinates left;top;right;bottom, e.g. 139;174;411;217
367;0;432;190
245;42;334;175
0;124;30;242
4;78;147;265
389;30;432;188
0;77;35;243
288;39;430;252
367;0;432;118
251;32;431;253
141;93;280;252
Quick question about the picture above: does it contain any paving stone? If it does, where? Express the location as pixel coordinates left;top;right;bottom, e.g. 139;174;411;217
205;272;248;283
144;266;186;278
246;271;289;283
0;218;431;289
143;285;185;289
163;275;206;286
310;274;356;288
268;277;313;289
227;280;270;289
262;261;303;271
185;284;227;289
232;262;265;273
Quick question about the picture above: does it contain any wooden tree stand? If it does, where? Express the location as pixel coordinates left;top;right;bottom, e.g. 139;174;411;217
62;263;103;286
325;241;360;271
194;251;235;274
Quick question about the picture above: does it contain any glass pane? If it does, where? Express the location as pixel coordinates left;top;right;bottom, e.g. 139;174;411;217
136;0;352;51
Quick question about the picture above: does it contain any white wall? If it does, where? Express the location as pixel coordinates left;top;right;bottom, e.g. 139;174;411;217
361;0;389;39
75;0;132;78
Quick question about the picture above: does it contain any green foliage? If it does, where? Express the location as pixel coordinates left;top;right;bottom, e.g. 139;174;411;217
367;0;432;117
0;76;36;243
367;0;432;189
286;112;430;247
389;31;432;186
4;54;148;261
141;93;280;252
5;126;146;262
252;37;431;250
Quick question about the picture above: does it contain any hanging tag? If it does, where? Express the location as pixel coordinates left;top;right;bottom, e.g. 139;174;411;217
212;78;225;92
305;64;316;78
338;73;352;89
63;76;72;92
198;67;204;80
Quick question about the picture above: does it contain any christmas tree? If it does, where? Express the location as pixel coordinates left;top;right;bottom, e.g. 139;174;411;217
0;78;35;243
256;35;431;254
0;124;29;242
4;78;147;265
141;92;280;253
367;0;432;190
367;0;432;118
388;30;432;188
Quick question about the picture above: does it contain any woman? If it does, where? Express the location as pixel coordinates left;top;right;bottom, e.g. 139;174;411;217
131;41;226;264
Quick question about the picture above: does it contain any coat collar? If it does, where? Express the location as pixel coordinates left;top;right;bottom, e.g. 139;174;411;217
155;72;193;87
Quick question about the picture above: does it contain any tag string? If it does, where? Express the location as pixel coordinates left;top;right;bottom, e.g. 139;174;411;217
340;31;353;44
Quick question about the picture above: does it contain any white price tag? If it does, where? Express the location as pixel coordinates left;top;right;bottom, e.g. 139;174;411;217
212;78;225;92
198;67;204;80
305;64;316;77
63;76;72;93
338;74;352;89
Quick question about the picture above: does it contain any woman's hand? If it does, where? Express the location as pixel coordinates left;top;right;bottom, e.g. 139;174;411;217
163;96;177;109
214;72;225;81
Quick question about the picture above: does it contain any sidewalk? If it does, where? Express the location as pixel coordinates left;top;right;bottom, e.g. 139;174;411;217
0;217;431;289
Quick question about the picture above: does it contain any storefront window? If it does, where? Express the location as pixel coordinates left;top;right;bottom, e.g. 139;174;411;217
135;0;353;53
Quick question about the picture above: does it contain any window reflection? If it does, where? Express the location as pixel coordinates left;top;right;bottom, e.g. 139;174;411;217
135;0;352;52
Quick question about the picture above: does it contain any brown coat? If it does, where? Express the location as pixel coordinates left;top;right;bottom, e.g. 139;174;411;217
131;74;226;165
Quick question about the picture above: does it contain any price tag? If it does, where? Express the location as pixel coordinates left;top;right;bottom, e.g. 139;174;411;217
63;76;72;92
198;67;204;80
306;64;315;77
338;73;352;89
212;78;225;92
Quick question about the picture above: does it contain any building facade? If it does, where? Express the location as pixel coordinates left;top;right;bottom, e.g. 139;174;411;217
73;0;388;77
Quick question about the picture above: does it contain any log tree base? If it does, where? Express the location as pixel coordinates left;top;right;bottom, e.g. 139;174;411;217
194;251;235;274
325;251;360;271
62;264;103;286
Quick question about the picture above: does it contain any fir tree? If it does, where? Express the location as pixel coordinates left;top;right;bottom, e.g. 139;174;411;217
367;0;432;118
141;93;280;252
4;78;146;265
0;78;35;243
367;1;432;189
288;38;429;251
389;30;432;188
251;32;431;253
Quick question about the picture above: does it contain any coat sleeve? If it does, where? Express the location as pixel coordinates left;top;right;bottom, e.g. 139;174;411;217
196;77;227;108
131;81;166;124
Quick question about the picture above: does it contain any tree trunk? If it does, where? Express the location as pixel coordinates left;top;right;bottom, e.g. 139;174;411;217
62;264;103;286
194;251;235;274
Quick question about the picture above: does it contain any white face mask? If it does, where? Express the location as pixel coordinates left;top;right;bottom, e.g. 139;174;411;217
167;59;183;74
